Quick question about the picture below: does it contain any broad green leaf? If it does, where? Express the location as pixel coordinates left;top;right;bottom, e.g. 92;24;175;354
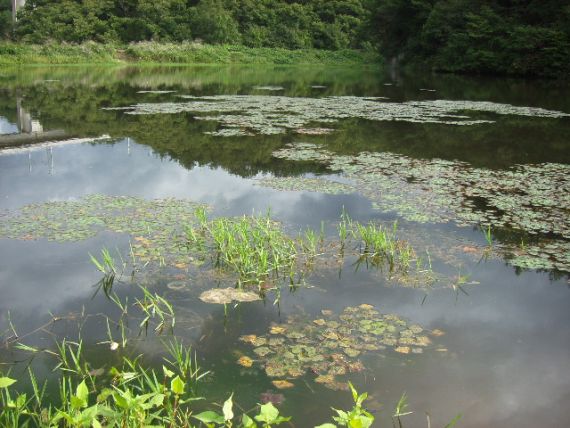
96;388;113;403
255;402;279;423
315;424;336;428
79;404;99;423
223;394;234;421
112;392;128;409
162;365;174;378
349;382;358;403
0;377;17;388
15;393;27;408
71;396;87;411
76;380;89;404
193;410;225;425
170;375;185;395
356;392;368;407
242;414;257;428
148;393;165;408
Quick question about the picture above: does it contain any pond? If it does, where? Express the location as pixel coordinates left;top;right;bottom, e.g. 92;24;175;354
0;65;569;427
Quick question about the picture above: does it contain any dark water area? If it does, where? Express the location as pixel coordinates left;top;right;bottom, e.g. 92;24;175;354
0;65;569;427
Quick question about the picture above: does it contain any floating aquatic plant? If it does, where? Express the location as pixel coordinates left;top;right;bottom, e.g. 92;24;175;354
239;304;441;391
0;196;463;289
255;176;353;195
104;95;570;137
0;194;206;268
272;143;570;273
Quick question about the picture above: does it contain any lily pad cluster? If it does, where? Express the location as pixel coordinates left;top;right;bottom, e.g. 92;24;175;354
104;95;570;137
238;304;439;391
271;144;570;272
509;240;570;271
0;194;205;268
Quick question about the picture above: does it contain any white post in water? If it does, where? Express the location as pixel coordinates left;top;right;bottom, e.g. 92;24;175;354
12;0;26;22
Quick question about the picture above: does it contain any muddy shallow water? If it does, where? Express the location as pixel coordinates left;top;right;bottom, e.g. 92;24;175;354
0;65;569;427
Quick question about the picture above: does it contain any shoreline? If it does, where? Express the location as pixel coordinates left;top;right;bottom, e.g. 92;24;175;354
0;42;381;67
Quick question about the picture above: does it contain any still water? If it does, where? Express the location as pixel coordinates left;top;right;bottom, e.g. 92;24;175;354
0;65;569;427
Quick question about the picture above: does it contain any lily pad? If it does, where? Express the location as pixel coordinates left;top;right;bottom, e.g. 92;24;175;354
237;356;254;368
254;347;273;357
272;380;294;389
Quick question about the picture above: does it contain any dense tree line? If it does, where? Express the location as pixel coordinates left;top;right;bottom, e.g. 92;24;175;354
1;0;568;76
3;0;371;50
368;0;570;77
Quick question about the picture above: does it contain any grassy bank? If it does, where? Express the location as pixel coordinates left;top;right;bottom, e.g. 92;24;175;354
0;41;381;66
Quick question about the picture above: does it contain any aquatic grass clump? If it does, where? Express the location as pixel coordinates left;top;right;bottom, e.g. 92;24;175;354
352;221;415;271
136;286;176;334
0;194;443;292
337;211;416;273
186;211;302;289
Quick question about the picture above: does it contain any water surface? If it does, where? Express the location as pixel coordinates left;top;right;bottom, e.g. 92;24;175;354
0;65;569;427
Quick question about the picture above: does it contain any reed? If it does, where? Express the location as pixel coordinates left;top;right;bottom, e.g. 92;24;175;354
186;211;301;289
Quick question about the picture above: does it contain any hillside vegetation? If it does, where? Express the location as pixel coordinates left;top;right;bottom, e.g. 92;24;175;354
0;0;568;77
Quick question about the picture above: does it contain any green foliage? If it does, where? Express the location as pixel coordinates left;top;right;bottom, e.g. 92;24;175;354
0;360;373;427
3;0;569;75
370;0;570;77
0;41;378;65
0;0;12;39
186;211;303;289
10;0;371;50
326;382;374;427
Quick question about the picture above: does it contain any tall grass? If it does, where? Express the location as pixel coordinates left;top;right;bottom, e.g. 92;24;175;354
187;211;301;289
0;334;376;427
339;214;416;272
0;41;380;66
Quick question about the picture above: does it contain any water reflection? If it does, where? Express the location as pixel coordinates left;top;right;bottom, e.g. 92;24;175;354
0;97;70;148
0;66;569;428
0;117;18;135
